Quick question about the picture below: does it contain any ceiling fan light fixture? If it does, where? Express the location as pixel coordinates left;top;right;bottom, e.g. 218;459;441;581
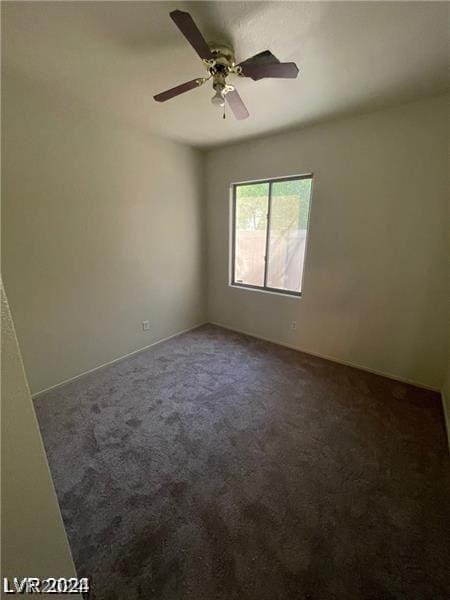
211;89;225;107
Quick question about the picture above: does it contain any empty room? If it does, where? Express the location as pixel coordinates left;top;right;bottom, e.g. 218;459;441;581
1;1;449;599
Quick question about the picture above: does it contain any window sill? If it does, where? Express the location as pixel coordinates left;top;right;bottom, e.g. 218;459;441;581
229;283;302;299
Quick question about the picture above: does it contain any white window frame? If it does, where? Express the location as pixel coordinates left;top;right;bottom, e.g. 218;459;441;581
229;173;313;298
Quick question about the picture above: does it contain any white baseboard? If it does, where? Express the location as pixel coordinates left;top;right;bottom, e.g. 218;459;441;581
32;319;441;401
209;321;440;393
32;322;208;399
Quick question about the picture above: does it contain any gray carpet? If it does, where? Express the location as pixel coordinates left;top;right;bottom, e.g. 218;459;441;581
34;324;450;600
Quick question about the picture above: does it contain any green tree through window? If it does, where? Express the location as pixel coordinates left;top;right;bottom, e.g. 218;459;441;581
233;175;313;295
236;179;311;230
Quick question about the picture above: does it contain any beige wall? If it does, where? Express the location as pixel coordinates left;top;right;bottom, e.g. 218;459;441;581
2;68;206;394
205;95;449;390
1;283;80;597
2;68;447;396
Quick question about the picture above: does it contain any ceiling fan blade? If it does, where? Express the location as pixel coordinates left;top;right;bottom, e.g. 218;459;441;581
225;88;249;120
170;10;213;61
238;50;280;68
240;62;299;81
153;78;203;102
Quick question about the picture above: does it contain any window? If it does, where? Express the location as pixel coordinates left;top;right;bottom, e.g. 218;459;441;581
231;174;313;296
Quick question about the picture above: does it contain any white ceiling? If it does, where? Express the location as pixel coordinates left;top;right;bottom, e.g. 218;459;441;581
3;1;449;148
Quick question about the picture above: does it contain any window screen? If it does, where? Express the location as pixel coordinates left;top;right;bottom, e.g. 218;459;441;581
231;175;313;296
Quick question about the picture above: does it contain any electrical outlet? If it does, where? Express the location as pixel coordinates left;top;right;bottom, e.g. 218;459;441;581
291;320;297;331
142;320;150;331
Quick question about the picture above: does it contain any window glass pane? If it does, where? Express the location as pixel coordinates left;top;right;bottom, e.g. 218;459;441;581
266;178;312;292
234;183;269;287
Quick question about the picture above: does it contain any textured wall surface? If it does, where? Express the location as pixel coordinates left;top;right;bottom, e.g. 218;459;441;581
1;283;80;597
205;95;449;390
2;68;206;394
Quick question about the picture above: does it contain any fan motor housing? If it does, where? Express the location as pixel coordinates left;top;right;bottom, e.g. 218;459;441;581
208;43;236;70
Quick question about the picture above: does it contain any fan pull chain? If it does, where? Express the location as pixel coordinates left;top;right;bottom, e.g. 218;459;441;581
223;102;226;120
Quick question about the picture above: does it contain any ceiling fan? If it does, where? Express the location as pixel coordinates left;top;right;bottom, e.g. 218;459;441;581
153;10;299;120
